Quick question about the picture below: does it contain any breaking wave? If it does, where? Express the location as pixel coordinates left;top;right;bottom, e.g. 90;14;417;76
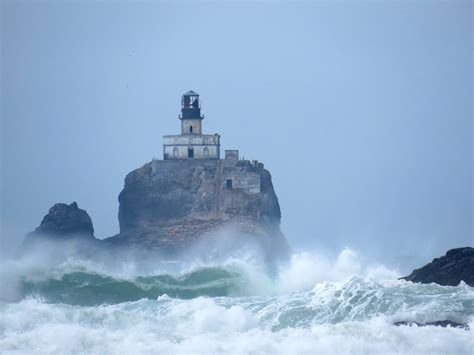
19;267;248;305
1;248;473;353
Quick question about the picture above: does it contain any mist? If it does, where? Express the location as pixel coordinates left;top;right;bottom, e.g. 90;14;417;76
1;1;472;272
1;225;399;305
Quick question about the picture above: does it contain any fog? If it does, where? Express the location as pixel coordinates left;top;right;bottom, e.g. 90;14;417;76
1;228;397;304
1;1;472;271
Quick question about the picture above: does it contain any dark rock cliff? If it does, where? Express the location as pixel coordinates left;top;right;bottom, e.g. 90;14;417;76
20;202;96;256
22;159;288;258
26;202;95;240
113;159;286;253
402;247;474;286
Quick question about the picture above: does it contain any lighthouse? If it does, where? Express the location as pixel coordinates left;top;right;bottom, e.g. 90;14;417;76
163;91;221;160
180;90;203;134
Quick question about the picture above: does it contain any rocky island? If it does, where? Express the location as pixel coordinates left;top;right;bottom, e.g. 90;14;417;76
22;91;288;260
20;91;472;285
113;158;284;252
402;247;474;287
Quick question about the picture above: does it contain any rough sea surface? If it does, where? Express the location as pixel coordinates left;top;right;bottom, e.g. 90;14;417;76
1;248;473;354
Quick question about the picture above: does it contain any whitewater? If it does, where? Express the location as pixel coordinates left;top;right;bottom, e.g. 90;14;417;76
1;248;473;354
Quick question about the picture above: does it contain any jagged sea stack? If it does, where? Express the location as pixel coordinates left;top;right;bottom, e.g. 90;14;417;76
20;202;97;256
115;91;287;256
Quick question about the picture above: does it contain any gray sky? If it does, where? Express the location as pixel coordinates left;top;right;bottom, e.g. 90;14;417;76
1;1;472;271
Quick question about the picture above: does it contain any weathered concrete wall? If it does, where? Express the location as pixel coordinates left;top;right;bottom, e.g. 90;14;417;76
223;171;260;194
164;145;219;159
224;150;239;162
180;119;202;134
222;153;260;193
163;134;220;159
163;134;220;145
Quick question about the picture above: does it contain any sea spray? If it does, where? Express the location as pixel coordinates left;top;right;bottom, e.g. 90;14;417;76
1;249;473;353
1;287;473;353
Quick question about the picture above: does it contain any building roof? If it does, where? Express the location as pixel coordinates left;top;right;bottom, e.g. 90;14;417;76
183;90;199;96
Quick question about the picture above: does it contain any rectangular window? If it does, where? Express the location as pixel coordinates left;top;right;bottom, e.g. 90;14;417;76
226;179;233;189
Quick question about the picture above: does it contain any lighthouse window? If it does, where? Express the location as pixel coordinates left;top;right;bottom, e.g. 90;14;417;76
189;126;193;133
188;147;194;158
226;179;233;189
203;147;209;157
173;147;178;157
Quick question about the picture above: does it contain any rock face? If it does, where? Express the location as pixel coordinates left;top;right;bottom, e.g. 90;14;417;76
402;247;474;286
23;158;287;258
114;159;286;253
20;202;96;256
27;202;95;240
394;320;469;329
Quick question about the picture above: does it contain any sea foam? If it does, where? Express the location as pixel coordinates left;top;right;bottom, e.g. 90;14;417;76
1;248;473;353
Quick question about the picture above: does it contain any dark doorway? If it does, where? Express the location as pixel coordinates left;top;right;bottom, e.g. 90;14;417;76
226;179;232;189
188;147;194;158
189;126;193;133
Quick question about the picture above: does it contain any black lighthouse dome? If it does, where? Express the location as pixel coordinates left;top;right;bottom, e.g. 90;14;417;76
180;90;203;120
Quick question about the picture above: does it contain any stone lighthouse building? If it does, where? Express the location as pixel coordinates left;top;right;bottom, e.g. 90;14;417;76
163;91;220;160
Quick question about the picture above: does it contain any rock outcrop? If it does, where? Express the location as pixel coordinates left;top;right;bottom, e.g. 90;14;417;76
402;247;474;287
394;320;469;329
111;159;286;255
20;202;96;256
22;158;288;259
26;202;95;240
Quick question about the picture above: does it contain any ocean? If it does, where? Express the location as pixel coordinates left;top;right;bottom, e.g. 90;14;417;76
1;248;473;354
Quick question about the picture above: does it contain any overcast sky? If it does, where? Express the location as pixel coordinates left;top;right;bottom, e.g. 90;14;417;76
1;1;472;271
